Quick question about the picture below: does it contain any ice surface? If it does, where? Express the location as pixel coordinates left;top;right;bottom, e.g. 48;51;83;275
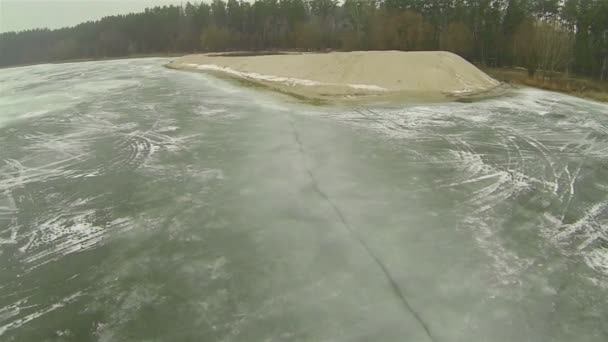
0;58;607;341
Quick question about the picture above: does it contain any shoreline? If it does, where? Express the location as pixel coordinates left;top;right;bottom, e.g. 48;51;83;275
3;53;604;104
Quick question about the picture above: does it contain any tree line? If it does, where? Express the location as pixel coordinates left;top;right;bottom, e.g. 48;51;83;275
1;0;607;80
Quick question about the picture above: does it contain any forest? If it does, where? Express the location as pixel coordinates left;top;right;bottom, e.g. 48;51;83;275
1;0;607;80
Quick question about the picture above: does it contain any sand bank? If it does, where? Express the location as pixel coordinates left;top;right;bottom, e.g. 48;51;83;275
167;51;501;102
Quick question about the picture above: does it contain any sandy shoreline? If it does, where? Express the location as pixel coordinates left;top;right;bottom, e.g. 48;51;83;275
167;51;501;103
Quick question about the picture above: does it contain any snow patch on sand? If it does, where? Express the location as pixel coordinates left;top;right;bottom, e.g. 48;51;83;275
189;63;389;92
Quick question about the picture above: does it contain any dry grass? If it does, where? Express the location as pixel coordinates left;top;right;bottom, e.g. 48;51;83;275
481;67;608;103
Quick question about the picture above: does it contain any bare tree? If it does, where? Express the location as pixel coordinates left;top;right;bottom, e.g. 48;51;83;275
440;22;474;59
534;20;574;79
513;18;574;79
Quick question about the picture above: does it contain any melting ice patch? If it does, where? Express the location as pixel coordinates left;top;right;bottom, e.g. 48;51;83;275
196;104;230;118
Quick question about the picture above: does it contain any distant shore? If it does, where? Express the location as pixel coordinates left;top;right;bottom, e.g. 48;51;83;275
166;51;502;104
0;53;183;70
482;67;608;103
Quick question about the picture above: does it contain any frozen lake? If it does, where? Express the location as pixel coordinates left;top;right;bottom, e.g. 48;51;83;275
1;58;607;341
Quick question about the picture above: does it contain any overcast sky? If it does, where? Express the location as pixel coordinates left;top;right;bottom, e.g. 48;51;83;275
0;0;185;33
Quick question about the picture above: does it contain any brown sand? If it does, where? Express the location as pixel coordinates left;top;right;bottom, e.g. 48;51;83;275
167;51;501;102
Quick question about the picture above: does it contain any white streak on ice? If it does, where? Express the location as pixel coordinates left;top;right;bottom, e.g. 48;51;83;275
584;248;608;275
0;292;82;337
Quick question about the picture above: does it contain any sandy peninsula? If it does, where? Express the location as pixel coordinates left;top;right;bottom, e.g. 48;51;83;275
167;51;501;102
